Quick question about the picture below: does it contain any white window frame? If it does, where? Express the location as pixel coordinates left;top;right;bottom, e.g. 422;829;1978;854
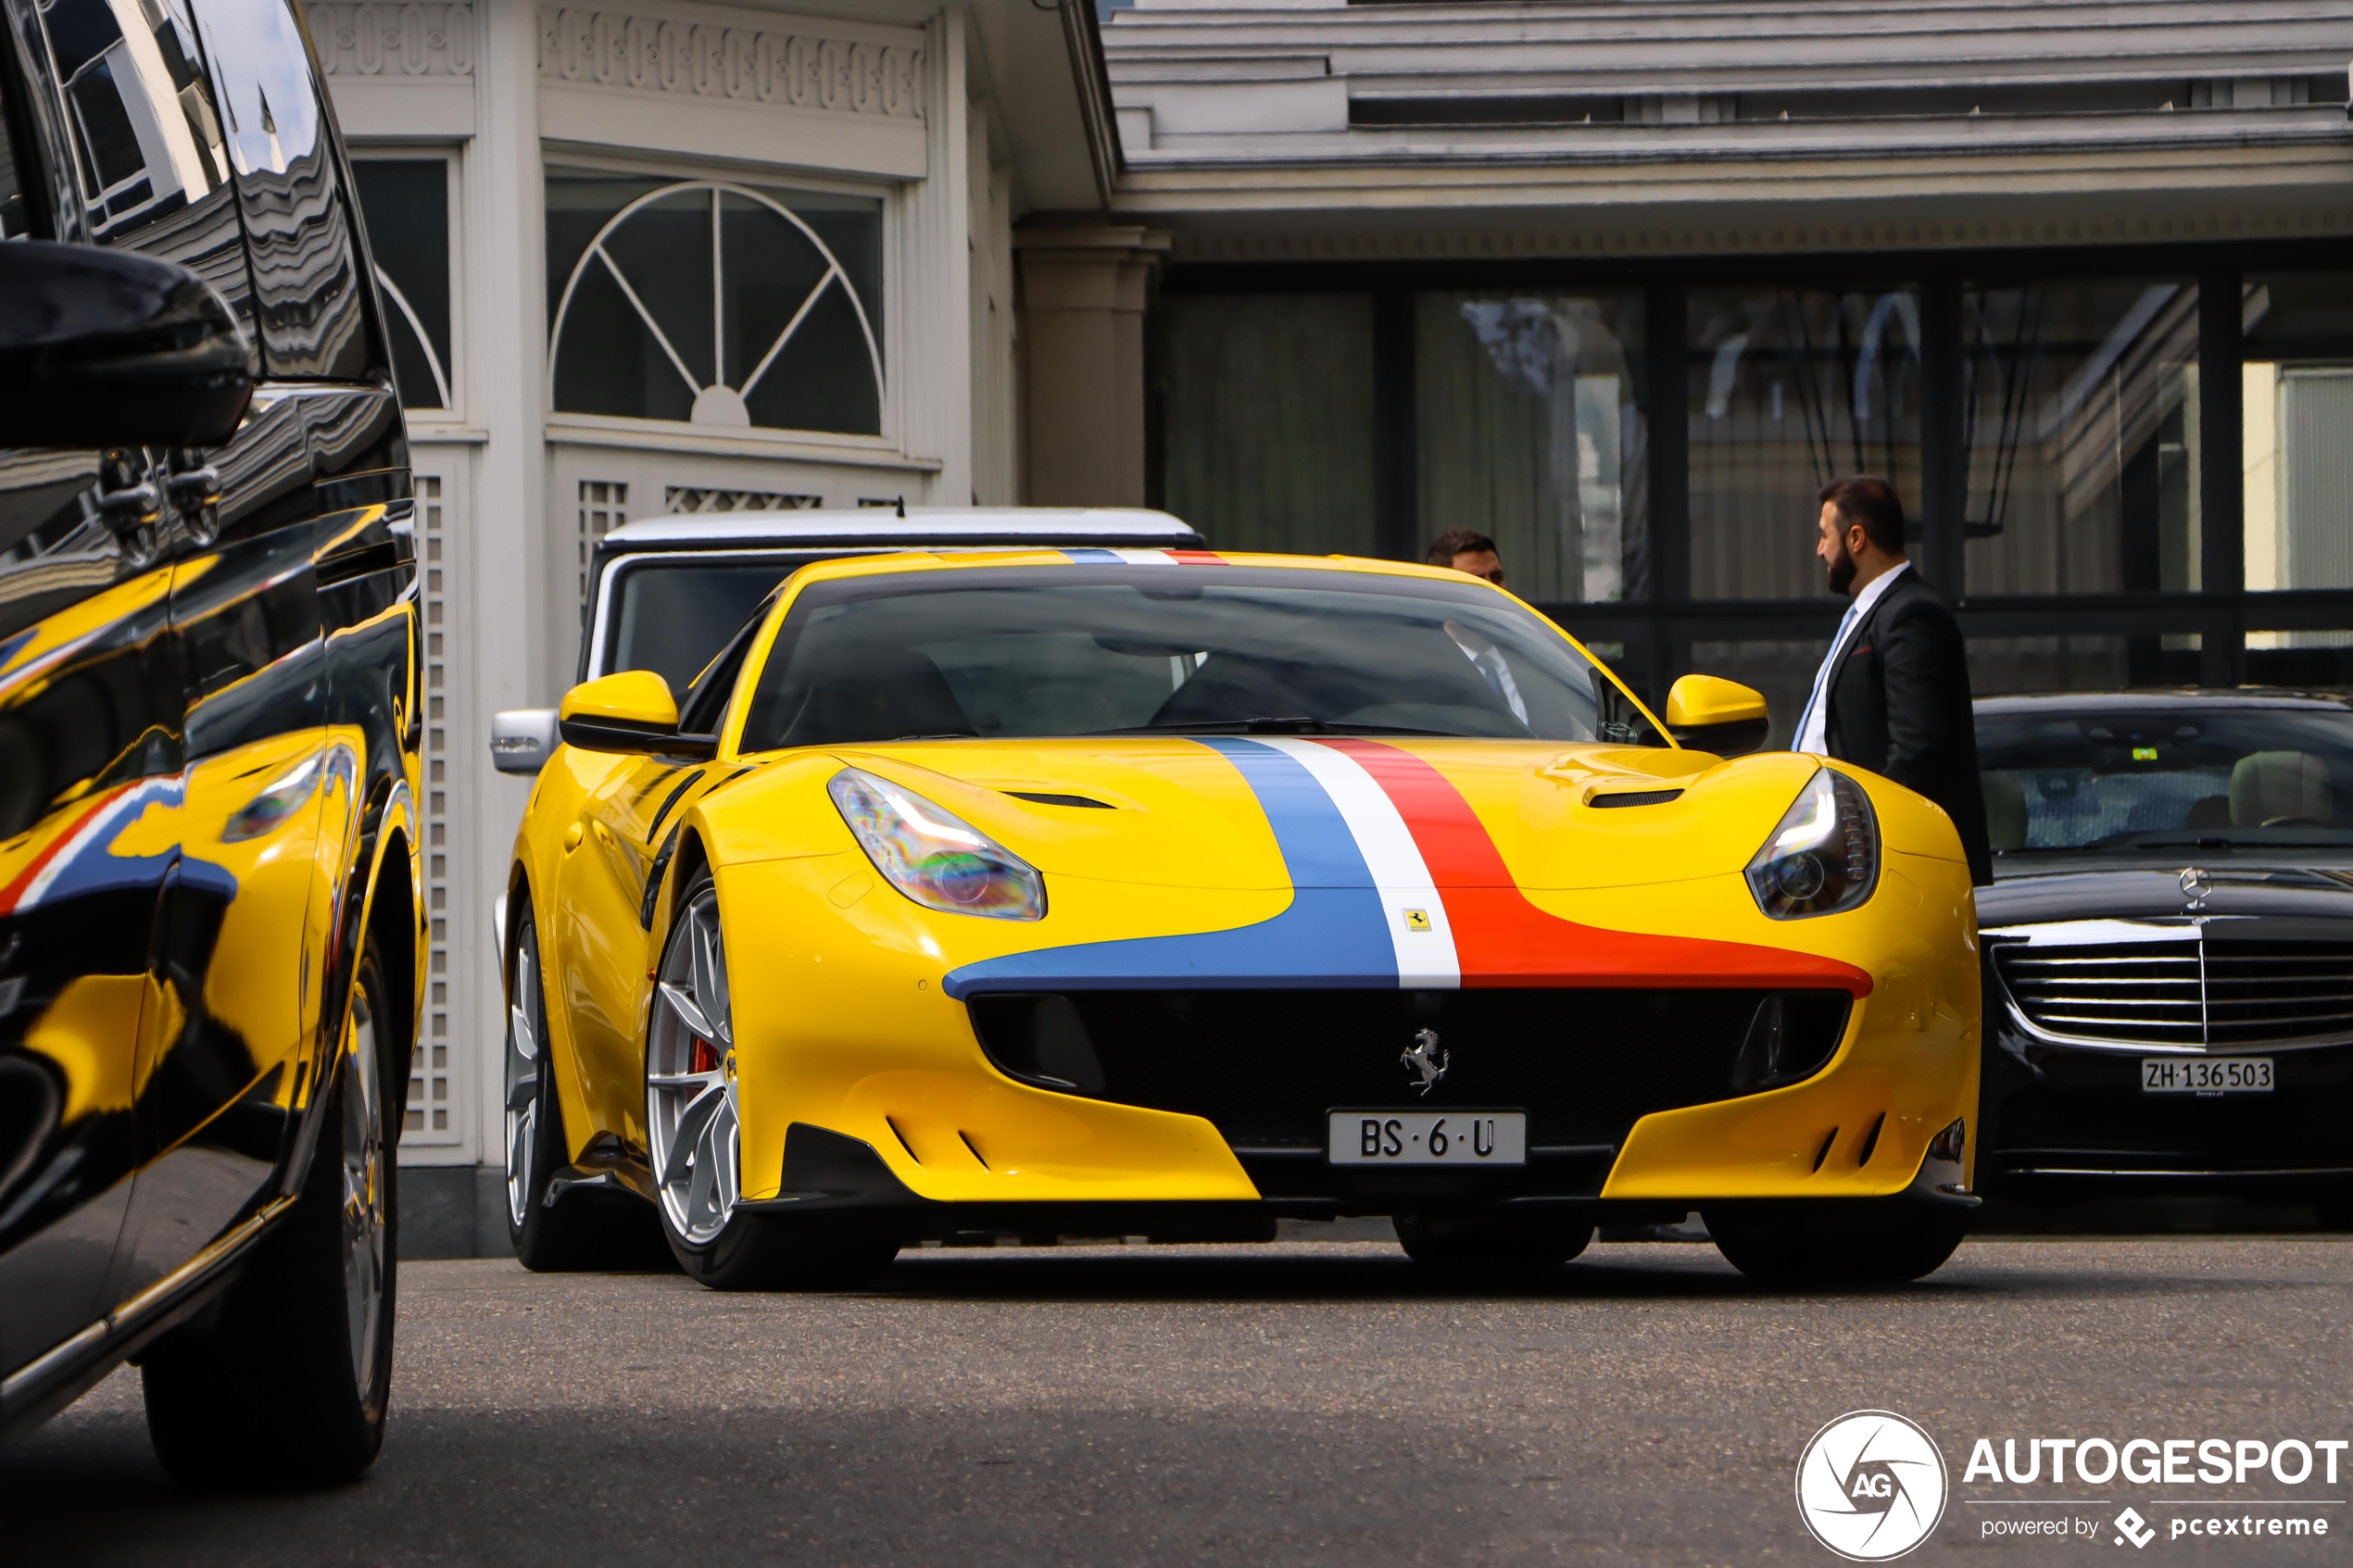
540;149;900;464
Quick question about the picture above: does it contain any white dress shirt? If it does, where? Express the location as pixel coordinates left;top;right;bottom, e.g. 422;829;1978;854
1792;560;1909;756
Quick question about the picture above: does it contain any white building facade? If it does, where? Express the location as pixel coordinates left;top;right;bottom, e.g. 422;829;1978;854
316;0;1120;1248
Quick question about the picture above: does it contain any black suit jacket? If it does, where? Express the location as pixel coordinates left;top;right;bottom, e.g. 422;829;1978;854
1823;569;1993;885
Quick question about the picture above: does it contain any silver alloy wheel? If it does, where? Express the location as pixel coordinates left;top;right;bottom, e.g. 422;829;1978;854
340;987;387;1397
503;927;540;1229
648;885;738;1248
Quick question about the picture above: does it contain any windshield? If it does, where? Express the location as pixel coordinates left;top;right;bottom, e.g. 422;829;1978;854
605;560;797;694
737;566;1657;748
1977;706;2353;854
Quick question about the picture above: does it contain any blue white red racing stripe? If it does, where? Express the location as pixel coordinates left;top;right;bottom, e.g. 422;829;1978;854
941;736;1870;999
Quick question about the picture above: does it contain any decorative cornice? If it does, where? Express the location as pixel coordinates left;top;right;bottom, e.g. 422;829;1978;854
1160;206;2353;263
308;4;474;78
535;7;923;120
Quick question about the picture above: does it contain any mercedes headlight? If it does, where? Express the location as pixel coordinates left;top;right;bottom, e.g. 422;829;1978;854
1745;768;1878;919
827;768;1045;921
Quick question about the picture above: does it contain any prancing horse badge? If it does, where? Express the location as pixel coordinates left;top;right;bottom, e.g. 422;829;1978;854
1401;1028;1449;1096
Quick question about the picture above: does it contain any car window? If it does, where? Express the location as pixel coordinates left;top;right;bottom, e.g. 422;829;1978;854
738;566;1652;750
185;0;369;378
35;0;250;332
1977;707;2353;853
606;560;797;696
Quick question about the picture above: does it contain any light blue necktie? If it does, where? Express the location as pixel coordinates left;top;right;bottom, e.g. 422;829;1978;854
1792;599;1864;753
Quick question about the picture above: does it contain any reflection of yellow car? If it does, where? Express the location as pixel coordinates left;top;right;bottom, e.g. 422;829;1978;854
504;549;1979;1287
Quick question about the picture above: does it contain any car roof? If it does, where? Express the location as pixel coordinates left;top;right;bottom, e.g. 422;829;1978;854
598;507;1203;553
1975;687;2353;715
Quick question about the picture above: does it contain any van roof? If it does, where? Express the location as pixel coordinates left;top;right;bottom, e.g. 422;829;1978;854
598;507;1204;553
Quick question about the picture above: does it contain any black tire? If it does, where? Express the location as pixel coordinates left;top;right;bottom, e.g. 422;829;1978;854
2314;1193;2353;1233
1392;1210;1593;1280
1705;1201;1968;1287
143;937;400;1487
651;872;898;1291
505;894;666;1271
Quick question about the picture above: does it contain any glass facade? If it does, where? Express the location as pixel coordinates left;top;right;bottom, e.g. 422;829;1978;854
1153;250;2353;711
1963;279;2200;596
1159;294;1378;556
1416;291;1645;605
1689;286;1921;600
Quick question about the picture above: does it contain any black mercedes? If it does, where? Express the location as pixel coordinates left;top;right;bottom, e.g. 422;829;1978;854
1975;689;2353;1221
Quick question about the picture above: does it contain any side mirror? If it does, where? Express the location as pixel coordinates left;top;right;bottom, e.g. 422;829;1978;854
0;242;251;447
1665;674;1771;757
556;671;717;760
489;709;558;775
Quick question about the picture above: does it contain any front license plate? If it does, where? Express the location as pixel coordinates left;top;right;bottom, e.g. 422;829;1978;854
1328;1110;1527;1165
2141;1057;2273;1094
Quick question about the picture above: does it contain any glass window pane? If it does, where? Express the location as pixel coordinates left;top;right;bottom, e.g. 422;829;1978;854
545;167;884;435
1416;291;1646;605
1963;279;2201;596
1965;633;2212;699
610;562;792;696
2246;631;2353;688
1688;286;1923;600
1157;294;1377;555
2243;271;2353;593
351;158;450;410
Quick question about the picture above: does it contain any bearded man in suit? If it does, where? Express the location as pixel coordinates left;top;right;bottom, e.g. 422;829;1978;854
1790;476;1993;886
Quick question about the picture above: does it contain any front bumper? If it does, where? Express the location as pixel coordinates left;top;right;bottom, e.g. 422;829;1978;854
720;853;1980;1222
1981;1027;2353;1198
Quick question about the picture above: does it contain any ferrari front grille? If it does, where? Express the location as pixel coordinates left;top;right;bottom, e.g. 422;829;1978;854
1994;936;2353;1049
967;987;1852;1151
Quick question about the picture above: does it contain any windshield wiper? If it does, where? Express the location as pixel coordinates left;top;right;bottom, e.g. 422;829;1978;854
1086;717;1449;737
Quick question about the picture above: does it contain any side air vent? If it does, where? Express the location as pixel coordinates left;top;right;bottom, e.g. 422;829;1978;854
1005;791;1114;809
1730;992;1852;1092
1589;789;1684;809
966;993;1108;1094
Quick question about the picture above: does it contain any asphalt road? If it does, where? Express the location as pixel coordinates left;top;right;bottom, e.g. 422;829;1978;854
6;1235;2350;1566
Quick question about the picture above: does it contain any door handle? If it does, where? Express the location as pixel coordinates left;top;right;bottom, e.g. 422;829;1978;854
562;822;584;853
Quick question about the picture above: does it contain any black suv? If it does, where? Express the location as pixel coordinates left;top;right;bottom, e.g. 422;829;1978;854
0;0;422;1484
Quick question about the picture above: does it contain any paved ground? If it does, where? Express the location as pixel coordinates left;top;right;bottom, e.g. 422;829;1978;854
6;1235;2349;1566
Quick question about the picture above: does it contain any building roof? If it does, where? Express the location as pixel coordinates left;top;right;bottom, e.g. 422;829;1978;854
1100;0;2353;258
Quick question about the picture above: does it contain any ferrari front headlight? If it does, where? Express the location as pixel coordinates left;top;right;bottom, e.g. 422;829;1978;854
1745;767;1878;920
827;768;1045;921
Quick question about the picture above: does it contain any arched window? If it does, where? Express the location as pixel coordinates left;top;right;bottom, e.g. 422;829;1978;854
546;168;883;435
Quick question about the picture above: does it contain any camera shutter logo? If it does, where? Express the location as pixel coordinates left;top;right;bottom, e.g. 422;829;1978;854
1795;1411;1948;1561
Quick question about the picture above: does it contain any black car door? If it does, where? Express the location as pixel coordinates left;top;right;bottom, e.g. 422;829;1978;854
102;0;405;1302
0;0;222;1375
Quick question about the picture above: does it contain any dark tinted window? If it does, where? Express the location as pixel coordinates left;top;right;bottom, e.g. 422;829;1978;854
36;0;250;331
352;157;449;408
1977;706;2353;854
739;566;1652;750
607;561;794;696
